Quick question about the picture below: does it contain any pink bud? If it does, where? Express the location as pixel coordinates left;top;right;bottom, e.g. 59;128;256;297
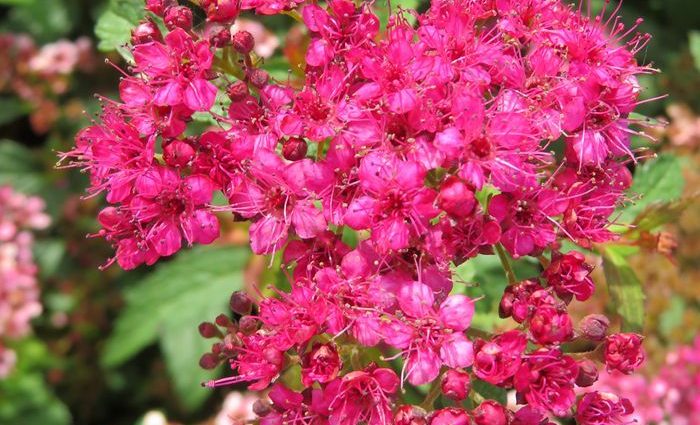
131;20;162;44
248;68;269;88
198;322;220;338
395;405;428;425
232;30;255;54
145;0;174;16
227;81;249;101
164;6;193;30
430;408;471;425
438;176;476;218
441;369;471;400
282;137;308;161
473;400;509;425
576;359;599;387
579;314;610;341
209;27;231;48
229;291;253;315
199;352;219;369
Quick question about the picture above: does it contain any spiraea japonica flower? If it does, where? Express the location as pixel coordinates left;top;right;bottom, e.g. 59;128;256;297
64;0;662;422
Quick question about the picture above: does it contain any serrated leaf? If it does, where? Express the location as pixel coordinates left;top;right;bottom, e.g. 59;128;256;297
620;154;684;223
95;0;144;52
472;379;508;405
102;245;249;411
602;245;646;333
631;196;698;233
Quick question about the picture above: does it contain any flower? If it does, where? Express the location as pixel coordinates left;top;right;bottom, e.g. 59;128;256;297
514;348;579;416
576;392;635;425
604;333;645;374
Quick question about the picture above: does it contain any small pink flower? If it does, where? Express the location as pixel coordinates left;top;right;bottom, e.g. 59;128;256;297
576;392;635;425
604;333;645;374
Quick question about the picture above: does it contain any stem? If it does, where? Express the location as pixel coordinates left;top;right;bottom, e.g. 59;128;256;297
495;244;517;284
420;371;445;410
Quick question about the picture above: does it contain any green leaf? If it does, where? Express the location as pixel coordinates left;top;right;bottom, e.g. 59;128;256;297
102;245;249;411
0;0;35;5
0;340;71;425
602;245;646;333
472;379;508;405
631;196;698;233
95;0;145;52
0;140;45;193
6;0;73;43
689;31;700;72
658;295;685;338
0;97;31;126
33;239;66;279
620;154;684;223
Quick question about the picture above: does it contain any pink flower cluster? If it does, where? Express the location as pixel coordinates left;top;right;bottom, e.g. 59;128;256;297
0;33;94;133
591;336;700;425
65;0;656;423
0;186;50;378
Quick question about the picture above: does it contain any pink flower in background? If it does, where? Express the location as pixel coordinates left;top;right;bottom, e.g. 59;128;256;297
0;186;50;378
215;392;257;425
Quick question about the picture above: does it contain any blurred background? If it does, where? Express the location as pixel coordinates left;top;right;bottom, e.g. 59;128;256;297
0;0;699;424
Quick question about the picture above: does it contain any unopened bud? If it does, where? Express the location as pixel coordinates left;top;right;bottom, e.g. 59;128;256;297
248;69;269;89
199;352;219;369
198;321;221;338
215;313;233;328
395;405;428;425
145;0;174;16
230;291;253;315
282;137;308;161
438;176;476;218
576;359;599;387
209;27;231;48
227;81;249;101
239;315;258;334
131;20;162;44
441;369;471;401
253;399;272;417
164;6;193;31
232;30;255;54
579;314;610;341
473;400;509;425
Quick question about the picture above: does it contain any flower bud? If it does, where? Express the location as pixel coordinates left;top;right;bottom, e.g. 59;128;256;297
438;176;476;218
441;369;471;401
199;352;219;369
232;30;255;54
579;314;610;341
131;20;162;44
230;291;253;315
282;137;308;161
248;68;269;88
164;6;193;31
253;399;272;417
301;343;342;386
209;27;231;48
163;140;195;168
198;321;220;338
395;405;428;425
473;400;509;425
430;408;470;425
238;315;258;334
145;0;174;15
227;81;249;101
604;333;645;374
215;313;233;328
576;359;599;387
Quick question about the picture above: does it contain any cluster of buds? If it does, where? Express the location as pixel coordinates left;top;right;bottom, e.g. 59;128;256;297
0;186;50;378
0;33;94;133
64;0;657;423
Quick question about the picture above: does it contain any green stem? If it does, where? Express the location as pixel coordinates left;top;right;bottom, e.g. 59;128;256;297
420;372;445;410
495;244;517;284
283;9;304;23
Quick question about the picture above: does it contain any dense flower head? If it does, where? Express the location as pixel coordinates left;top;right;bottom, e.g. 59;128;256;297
65;0;659;422
0;186;50;378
